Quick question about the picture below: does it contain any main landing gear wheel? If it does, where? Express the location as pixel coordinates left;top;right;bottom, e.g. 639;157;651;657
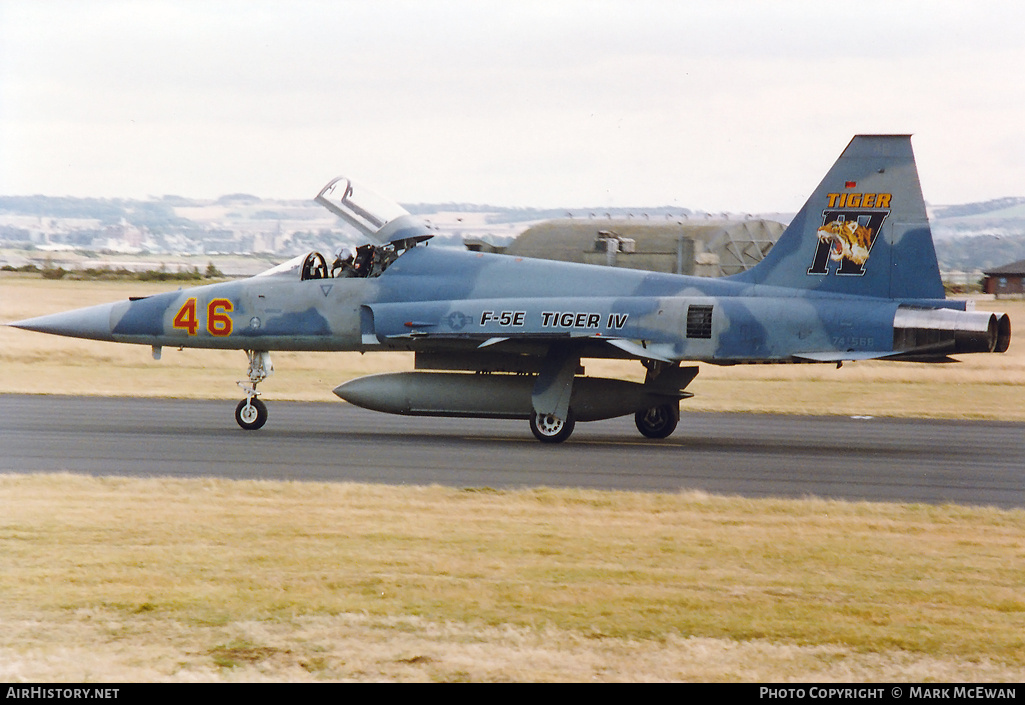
635;403;679;439
235;397;268;430
530;409;575;444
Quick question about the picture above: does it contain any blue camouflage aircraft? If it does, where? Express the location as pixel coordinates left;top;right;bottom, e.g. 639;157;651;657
10;135;1011;442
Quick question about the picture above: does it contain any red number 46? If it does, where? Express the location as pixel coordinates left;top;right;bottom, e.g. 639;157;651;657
172;298;233;336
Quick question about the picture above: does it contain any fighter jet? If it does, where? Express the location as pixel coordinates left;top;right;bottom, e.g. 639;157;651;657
9;136;1012;442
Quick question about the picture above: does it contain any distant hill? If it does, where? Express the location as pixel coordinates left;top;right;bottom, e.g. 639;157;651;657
932;197;1025;220
403;203;696;225
4;193;1025;275
0;195;127;222
215;193;263;206
933;234;1025;273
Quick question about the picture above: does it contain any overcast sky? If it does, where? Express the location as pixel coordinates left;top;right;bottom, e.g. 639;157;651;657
2;0;1024;213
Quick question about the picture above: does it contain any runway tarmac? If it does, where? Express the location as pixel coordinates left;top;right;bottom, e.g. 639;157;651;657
2;394;1023;508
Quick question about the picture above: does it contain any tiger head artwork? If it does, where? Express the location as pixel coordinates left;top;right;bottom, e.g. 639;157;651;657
816;219;874;266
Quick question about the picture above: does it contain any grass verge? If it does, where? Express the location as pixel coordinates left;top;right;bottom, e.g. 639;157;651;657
1;474;1023;682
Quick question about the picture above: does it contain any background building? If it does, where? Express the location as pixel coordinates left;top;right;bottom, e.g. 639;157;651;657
465;217;784;277
982;259;1025;297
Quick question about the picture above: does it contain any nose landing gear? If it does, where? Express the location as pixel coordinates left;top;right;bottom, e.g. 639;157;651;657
235;397;268;430
236;350;273;430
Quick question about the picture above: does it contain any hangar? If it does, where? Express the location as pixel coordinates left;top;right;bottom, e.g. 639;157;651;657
982;259;1025;298
465;217;784;276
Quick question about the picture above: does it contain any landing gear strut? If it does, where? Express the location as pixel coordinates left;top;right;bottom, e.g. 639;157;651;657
633;360;691;440
236;350;273;430
529;344;579;444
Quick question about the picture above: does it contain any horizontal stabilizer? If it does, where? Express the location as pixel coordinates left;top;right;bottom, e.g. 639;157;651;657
793;351;896;363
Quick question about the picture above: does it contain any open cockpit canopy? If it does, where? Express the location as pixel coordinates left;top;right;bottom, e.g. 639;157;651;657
315;175;433;247
257;175;434;281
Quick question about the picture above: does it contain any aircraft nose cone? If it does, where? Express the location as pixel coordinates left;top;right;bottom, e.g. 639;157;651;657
8;301;120;342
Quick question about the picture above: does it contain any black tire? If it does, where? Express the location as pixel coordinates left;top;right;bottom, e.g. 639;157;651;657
235;398;268;430
634;403;679;439
529;409;575;444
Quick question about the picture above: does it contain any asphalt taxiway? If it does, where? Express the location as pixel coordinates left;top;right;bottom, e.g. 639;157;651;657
2;394;1022;508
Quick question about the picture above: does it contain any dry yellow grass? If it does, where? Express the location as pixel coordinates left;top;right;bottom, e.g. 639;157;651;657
2;275;1023;418
1;474;1023;682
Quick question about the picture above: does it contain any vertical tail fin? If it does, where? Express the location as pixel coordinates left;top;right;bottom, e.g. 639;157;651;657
733;135;944;301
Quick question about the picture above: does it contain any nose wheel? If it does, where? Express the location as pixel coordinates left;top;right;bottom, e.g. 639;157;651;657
236;350;273;430
235;397;268;430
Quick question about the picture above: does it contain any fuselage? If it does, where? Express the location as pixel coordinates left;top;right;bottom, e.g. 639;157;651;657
45;244;1001;363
